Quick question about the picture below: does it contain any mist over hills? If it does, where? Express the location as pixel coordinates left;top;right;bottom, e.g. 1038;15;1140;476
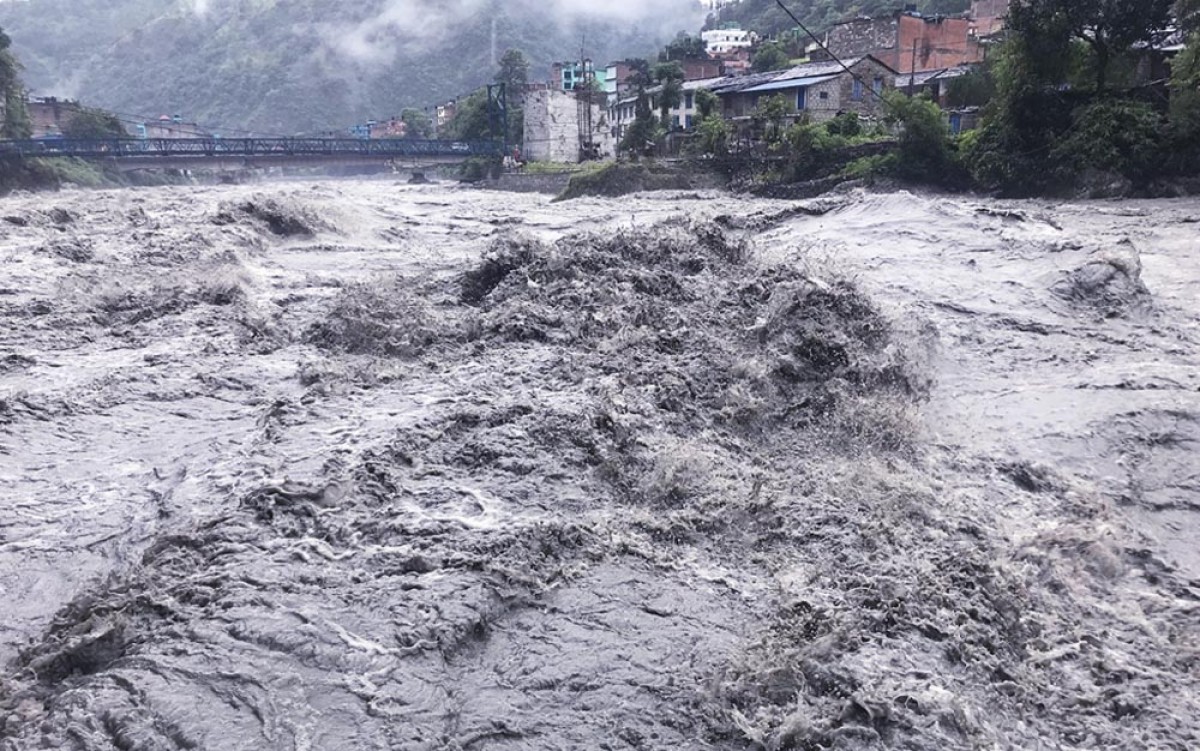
0;0;705;134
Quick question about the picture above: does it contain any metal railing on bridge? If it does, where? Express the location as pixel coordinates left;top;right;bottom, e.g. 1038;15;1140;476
0;137;504;160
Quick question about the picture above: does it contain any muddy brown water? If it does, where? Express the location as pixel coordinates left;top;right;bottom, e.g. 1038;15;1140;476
0;180;1197;750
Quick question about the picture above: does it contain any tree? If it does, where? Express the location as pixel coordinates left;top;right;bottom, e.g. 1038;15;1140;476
620;87;660;158
495;48;529;92
625;58;653;90
695;88;720;120
752;93;793;145
660;32;707;62
1170;32;1200;143
445;91;490;141
653;61;684;127
1008;0;1173;91
1176;0;1200;33
883;91;955;180
0;27;29;138
751;42;791;73
399;108;432;139
495;49;529;147
945;64;996;108
697;114;730;155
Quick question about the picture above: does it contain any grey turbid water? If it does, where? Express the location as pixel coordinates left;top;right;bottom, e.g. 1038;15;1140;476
1;181;1197;750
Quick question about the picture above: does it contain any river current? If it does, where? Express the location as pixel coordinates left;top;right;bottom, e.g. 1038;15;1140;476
1;180;1197;749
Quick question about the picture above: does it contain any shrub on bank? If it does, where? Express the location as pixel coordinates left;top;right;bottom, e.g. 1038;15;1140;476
883;91;960;183
0;156;112;193
1051;98;1164;185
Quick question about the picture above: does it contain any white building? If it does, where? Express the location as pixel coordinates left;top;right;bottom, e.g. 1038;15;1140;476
609;77;728;142
702;26;755;55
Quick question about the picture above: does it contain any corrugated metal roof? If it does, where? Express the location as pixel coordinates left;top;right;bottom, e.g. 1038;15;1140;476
772;57;864;81
682;77;730;91
903;65;975;87
708;71;782;94
743;74;838;93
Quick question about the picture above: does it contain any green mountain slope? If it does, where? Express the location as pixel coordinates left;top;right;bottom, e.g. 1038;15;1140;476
0;0;704;134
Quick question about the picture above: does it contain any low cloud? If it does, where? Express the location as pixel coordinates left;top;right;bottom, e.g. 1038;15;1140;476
324;0;704;63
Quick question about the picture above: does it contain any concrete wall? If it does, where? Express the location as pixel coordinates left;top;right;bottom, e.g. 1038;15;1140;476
827;17;901;69
523;89;615;163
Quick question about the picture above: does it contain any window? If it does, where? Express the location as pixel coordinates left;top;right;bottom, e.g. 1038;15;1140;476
671;115;680;130
796;88;807;110
685;92;694;109
819;91;829;100
873;77;883;95
852;79;864;102
685;115;694;129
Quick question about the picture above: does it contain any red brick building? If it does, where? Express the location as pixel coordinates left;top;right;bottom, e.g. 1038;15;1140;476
681;58;723;81
26;97;82;138
709;47;752;76
826;11;985;74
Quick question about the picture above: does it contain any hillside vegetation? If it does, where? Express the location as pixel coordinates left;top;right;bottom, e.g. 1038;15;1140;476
0;0;703;134
706;0;971;37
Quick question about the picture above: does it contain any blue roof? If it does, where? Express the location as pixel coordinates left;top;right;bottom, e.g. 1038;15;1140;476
743;74;838;93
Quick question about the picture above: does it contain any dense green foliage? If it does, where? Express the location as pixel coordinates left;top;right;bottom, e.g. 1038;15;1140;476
62;107;128;138
959;0;1189;194
653;61;685;125
1171;34;1200;149
751;42;791;73
495;49;529;146
620;89;661;158
695;88;720;120
705;0;969;37
0;0;704;134
0;28;29;138
443;91;491;142
398;108;433;140
753;94;795;147
1005;0;1173;91
696;115;731;155
883;91;958;181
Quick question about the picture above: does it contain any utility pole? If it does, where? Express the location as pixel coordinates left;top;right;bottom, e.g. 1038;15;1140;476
577;36;597;162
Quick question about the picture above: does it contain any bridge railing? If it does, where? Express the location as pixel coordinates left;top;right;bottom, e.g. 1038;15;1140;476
0;138;504;160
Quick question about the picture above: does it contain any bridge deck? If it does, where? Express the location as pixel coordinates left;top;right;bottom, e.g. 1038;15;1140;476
0;137;503;162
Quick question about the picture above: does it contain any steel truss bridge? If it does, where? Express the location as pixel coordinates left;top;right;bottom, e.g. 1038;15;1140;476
0;137;504;171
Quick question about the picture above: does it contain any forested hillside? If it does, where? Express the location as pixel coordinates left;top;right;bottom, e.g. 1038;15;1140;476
0;0;703;134
706;0;972;37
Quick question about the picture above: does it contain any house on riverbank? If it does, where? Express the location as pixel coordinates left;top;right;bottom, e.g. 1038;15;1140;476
710;56;897;122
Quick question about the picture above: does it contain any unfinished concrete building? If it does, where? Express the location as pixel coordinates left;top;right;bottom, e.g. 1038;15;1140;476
523;89;614;163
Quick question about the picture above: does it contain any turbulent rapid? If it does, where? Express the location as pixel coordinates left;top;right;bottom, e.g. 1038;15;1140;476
0;180;1197;750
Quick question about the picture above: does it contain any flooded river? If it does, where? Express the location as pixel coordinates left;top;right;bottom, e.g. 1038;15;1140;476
1;180;1197;749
